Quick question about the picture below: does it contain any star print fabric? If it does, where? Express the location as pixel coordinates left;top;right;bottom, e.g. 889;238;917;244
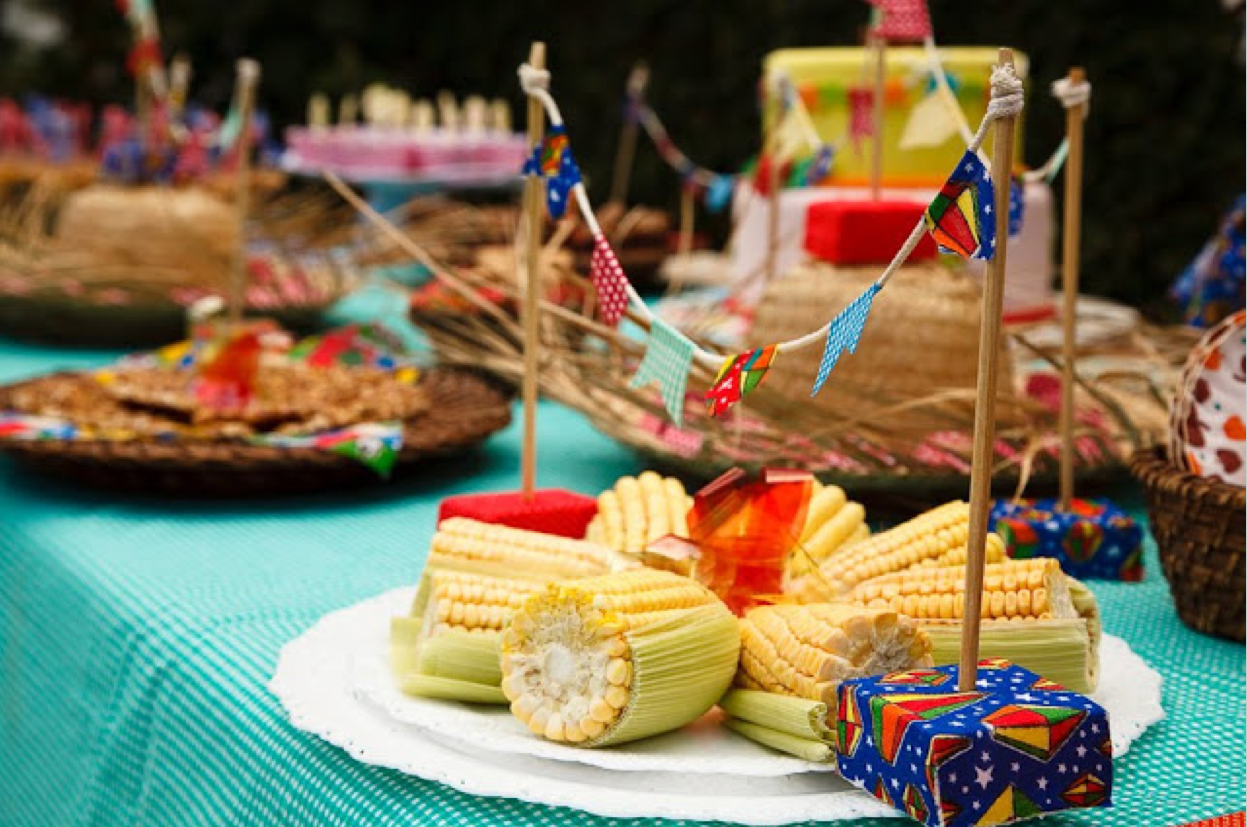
833;659;1112;826
521;124;581;219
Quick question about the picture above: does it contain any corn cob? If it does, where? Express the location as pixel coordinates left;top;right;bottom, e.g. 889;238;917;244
796;501;1005;600
735;603;932;705
588;472;693;563
847;559;1099;693
723;718;834;763
849;558;1075;621
393;569;551;702
499;569;740;747
429;517;632;579
719;687;832;743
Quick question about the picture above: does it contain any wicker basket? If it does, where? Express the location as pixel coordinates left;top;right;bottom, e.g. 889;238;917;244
1130;446;1246;641
750;260;1019;432
0;368;511;497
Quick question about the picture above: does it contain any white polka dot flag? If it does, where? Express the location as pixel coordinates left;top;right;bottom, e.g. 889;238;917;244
590;233;630;326
867;0;932;42
629;316;696;426
811;282;882;396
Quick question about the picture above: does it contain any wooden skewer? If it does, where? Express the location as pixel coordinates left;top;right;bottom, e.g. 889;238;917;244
610;63;648;206
959;47;1019;692
1059;67;1087;511
869;34;887;201
228;58;260;330
520;41;546;498
678;184;695;257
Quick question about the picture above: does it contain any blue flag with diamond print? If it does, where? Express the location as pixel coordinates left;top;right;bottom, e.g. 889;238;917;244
810;283;881;396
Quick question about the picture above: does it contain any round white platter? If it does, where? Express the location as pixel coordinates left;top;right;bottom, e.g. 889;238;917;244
270;588;1165;825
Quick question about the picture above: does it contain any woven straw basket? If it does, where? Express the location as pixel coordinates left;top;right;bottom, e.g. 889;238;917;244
1130;446;1246;641
749;261;1017;432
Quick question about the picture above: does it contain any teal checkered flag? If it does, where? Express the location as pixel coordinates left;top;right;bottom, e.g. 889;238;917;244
629;317;696;426
810;283;881;396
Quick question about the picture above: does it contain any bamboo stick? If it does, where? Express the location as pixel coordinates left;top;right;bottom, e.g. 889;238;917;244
609;63;647;206
227;59;260;330
960;48;1019;692
1059;67;1087;510
870;35;887;200
521;41;546;497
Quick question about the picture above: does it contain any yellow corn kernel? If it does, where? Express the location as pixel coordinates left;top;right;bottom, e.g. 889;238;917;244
849;558;1075;621
429;517;628;579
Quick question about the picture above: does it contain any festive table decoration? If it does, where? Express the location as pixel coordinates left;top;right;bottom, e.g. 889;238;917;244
990;498;1144;581
1169;309;1247;488
0;325;510;495
832;659;1113;826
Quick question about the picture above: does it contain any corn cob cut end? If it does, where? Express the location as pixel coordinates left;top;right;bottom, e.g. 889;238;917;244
500;569;739;747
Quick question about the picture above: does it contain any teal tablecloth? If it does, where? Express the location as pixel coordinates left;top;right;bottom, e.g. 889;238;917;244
0;336;1243;827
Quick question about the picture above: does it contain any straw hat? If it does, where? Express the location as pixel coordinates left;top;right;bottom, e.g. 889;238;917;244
748;259;1015;430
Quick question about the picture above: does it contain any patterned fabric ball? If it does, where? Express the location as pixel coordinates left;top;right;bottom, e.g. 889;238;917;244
1170;309;1246;487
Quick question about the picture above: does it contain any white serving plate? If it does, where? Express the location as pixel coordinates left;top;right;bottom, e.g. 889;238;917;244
270;588;1165;825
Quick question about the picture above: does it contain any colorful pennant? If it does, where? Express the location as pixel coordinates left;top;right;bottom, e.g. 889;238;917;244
521;124;582;219
867;0;933;42
0;412;78;441
705;175;735;213
811;283;881;396
629;317;696;426
848;88;875;147
924;150;996;259
590;234;631;326
898;90;959;150
705;345;779;417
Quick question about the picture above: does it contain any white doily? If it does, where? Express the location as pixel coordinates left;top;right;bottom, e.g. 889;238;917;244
269;588;1166;825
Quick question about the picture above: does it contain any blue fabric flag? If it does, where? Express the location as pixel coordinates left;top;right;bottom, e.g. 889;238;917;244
521;124;582;219
810;283;881;396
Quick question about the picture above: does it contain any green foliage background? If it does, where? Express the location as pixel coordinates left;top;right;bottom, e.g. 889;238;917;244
2;0;1243;315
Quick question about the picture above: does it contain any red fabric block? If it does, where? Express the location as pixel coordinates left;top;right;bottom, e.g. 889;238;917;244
437;489;598;539
805;200;937;265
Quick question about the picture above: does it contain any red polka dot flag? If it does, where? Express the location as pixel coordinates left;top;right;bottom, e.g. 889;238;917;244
590;233;630;326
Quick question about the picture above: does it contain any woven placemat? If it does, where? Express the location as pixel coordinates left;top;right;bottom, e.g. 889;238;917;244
0;367;511;496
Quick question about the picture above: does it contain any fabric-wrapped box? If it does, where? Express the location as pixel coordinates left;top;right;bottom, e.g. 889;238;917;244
834;660;1112;826
990;498;1144;582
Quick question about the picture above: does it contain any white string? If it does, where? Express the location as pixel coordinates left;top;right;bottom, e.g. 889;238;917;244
1051;76;1091;115
517;57;1024;368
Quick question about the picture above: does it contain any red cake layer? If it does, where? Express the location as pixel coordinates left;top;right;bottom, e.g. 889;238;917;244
805;200;937;265
437;489;598;539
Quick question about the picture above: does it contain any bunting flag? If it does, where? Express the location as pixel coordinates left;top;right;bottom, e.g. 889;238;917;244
1009;175;1027;237
705;174;735;213
867;0;933;42
848;88;875;147
811;283;881;396
629;317;696;426
898;90;959;149
924;150;996;259
521;124;582;219
705;345;779;417
254;421;404;477
590;233;630;326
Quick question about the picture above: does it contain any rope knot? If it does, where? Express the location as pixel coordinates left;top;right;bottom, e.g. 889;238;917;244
986;62;1025;121
1051;76;1092;117
518;63;551;96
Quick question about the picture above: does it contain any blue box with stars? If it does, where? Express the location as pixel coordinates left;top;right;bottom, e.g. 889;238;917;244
832;659;1112;826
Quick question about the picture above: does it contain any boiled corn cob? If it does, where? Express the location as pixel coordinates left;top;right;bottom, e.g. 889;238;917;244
736;603;932;705
586;472;693;572
849;558;1075;621
794;501;1005;601
499;569;740;747
848;559;1099;693
430;517;632;579
723;718;834;763
794;484;869;568
392;569;551;703
719;687;832;744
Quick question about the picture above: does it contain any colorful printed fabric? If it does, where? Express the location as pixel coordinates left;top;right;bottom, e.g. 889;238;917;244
704;345;779;417
925;150;996;260
990;498;1144;581
286;323;406;369
811;283;881;396
835;660;1112;827
1171;309;1246;487
629;317;696;426
0;412;78;441
589;234;631;326
1171;195;1246;328
867;0;933;41
521;124;582;219
256;421;403;478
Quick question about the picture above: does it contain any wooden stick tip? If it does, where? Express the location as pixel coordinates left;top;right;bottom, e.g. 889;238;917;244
997;47;1014;67
1068;66;1086;83
236;58;261;82
528;41;546;65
